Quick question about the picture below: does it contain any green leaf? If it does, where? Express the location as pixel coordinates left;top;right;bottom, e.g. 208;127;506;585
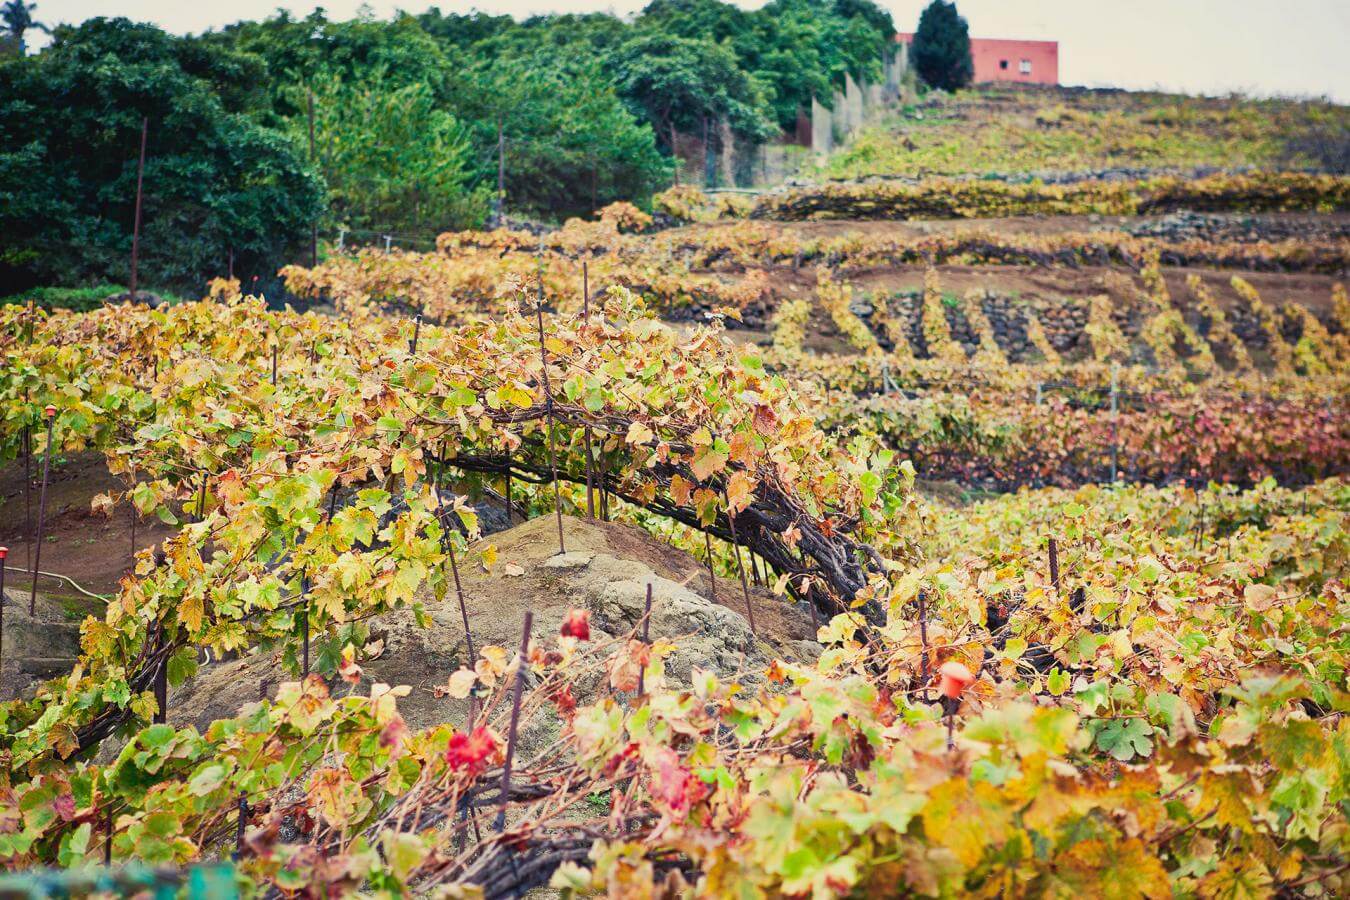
1094;717;1154;761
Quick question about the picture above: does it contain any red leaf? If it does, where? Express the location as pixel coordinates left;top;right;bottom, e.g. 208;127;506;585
445;726;497;774
560;608;591;641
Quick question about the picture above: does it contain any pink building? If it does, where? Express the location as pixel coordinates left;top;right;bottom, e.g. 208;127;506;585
895;33;1059;86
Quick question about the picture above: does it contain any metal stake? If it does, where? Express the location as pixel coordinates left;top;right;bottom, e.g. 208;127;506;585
234;793;248;859
301;573;310;679
637;583;653;696
582;261;596;518
0;547;7;679
918;589;930;693
29;409;55;615
495;610;532;832
535;278;565;555
153;654;168;724
1048;537;1060;594
725;502;757;639
434;484;477;664
23;426;30;573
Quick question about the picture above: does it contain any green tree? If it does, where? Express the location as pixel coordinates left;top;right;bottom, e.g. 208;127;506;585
449;56;670;221
209;10;455;122
911;0;973;91
608;31;775;152
299;71;488;236
0;18;322;293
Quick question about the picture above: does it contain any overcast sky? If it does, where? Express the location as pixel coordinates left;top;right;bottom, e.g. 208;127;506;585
26;1;1350;102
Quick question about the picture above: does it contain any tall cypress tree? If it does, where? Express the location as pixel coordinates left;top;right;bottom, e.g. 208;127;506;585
912;1;972;91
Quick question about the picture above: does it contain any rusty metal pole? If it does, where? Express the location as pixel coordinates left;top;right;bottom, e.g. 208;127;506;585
29;407;56;615
129;117;148;300
495;610;532;832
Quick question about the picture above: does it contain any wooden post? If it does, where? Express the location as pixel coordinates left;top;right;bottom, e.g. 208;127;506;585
535;277;566;555
129;117;148;301
495;610;532;832
29;407;55;615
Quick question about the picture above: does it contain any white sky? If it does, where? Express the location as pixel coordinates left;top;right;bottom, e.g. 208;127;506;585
26;1;1350;102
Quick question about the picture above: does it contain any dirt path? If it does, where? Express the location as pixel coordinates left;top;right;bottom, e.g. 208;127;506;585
0;450;176;599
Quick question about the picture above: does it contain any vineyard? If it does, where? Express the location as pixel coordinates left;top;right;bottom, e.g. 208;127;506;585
2;80;1349;899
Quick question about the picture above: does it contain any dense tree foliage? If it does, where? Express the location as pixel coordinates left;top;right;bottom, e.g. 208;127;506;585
298;71;487;237
912;0;973;91
0;18;322;294
1;0;900;292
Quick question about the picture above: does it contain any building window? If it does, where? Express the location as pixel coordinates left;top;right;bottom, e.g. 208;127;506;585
1019;59;1032;74
999;59;1008;70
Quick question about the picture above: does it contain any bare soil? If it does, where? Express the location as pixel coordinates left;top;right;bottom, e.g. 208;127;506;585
0;450;176;599
166;514;817;738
